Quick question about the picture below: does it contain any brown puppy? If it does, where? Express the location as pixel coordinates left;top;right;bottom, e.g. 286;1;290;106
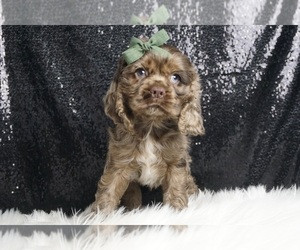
92;39;205;214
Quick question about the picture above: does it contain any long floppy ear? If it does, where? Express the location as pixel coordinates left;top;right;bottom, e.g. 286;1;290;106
178;76;205;136
103;58;134;132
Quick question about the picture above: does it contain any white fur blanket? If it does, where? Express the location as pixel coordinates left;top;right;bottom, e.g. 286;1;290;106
1;186;300;250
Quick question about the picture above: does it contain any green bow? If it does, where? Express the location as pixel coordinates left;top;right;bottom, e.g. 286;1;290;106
130;5;170;25
122;29;171;64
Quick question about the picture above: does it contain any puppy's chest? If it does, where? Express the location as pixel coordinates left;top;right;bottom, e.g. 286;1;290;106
135;137;165;188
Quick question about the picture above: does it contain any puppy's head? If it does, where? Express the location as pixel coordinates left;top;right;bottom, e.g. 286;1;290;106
104;41;205;136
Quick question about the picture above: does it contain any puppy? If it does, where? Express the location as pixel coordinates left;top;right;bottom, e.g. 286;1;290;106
92;34;205;214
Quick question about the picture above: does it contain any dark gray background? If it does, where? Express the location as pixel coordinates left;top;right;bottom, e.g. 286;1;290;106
1;25;299;214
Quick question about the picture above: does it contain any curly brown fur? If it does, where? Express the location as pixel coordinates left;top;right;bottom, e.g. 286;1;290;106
92;44;205;214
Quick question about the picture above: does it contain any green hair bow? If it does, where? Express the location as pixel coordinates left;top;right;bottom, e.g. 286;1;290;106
122;29;171;64
130;5;170;25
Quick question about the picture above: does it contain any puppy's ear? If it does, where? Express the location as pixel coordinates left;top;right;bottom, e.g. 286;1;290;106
103;58;134;132
178;76;205;136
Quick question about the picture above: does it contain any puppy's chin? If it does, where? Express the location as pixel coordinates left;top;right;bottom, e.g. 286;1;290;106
134;103;180;120
144;104;167;117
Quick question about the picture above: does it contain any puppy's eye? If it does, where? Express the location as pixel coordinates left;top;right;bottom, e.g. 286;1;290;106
135;68;147;78
170;74;181;84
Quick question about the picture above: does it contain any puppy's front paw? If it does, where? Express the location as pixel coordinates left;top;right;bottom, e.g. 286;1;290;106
164;194;188;211
91;204;114;216
91;200;117;215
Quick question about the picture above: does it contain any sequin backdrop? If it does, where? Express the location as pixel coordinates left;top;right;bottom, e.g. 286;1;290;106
0;25;300;213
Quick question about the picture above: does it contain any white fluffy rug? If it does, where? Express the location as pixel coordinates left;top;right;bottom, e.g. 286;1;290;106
1;186;300;250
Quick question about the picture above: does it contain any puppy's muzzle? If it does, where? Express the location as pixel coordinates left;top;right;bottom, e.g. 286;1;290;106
143;83;167;102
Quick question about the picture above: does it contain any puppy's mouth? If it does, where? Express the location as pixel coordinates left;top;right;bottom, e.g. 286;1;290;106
131;87;178;117
145;101;167;113
131;94;179;118
143;93;168;110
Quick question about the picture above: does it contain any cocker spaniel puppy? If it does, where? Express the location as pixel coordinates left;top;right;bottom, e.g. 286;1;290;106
92;30;205;214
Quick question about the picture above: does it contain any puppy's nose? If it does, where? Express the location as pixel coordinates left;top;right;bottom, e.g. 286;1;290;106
150;86;166;99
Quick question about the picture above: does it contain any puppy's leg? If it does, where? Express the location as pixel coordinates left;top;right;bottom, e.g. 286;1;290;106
92;167;134;214
182;157;199;196
121;182;142;211
162;165;189;210
186;174;200;196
